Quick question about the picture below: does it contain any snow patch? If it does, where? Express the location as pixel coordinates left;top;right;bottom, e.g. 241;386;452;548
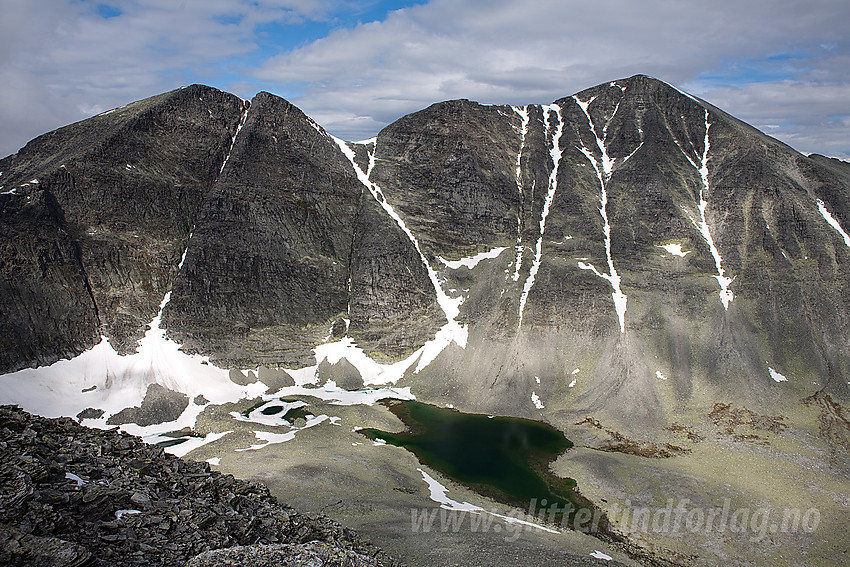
817;199;850;248
568;379;577;388
573;94;631;333
438;247;507;270
65;472;86;486
236;430;296;451
417;468;558;533
219;105;249;174
511;106;530;282
768;366;788;383
590;550;613;561
657;243;691;257
656;371;667;381
230;399;308;427
146;430;233;458
531;392;544;409
206;457;221;466
679;110;734;310
0;299;267;436
235;414;330;451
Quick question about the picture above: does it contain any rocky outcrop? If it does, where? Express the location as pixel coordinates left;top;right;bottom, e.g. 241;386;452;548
106;384;189;427
0;405;398;566
158;91;442;367
0;185;99;371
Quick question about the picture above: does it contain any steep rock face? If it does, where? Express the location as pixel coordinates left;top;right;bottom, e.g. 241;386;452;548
371;99;522;259
0;85;246;370
161;91;361;365
0;187;99;370
346;189;444;361
384;75;850;434
162;92;440;366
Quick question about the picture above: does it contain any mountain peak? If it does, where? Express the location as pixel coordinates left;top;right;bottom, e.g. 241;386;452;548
2;75;850;566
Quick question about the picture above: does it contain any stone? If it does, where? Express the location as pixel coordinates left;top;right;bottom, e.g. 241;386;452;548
257;367;295;391
0;405;399;567
75;408;103;421
106;384;189;427
316;358;364;391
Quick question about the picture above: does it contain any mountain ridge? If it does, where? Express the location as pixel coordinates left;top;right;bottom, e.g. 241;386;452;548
3;75;850;403
3;74;850;566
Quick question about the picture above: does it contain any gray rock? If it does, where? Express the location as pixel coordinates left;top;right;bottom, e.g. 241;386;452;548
75;408;103;420
0;524;93;567
0;84;247;371
257;366;296;391
186;541;385;567
317;358;364;391
106;384;189;427
229;369;257;386
0;405;400;567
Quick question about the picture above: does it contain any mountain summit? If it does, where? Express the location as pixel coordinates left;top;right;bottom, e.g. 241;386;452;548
2;75;849;565
3;77;849;408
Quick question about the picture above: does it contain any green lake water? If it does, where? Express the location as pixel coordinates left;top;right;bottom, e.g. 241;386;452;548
362;400;597;524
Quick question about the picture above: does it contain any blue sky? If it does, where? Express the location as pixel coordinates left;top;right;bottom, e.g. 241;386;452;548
1;0;848;159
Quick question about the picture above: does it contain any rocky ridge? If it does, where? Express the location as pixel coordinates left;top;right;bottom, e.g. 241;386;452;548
0;405;398;567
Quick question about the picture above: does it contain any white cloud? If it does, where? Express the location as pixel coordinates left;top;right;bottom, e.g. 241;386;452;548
689;80;850;158
0;0;336;156
0;0;848;159
252;0;850;156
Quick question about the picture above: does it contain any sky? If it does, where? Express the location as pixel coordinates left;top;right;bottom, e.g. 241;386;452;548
1;0;848;159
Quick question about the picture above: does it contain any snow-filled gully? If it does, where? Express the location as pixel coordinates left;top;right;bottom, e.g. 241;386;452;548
219;102;250;174
511;106;530;283
573;93;629;333
677;109;734;310
517;104;565;329
817;199;850;249
332;135;467;372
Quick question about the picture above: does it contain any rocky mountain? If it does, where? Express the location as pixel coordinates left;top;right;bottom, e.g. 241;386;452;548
2;75;850;565
4;76;849;417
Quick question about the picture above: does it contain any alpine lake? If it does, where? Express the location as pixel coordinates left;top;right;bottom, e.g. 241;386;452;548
360;400;609;533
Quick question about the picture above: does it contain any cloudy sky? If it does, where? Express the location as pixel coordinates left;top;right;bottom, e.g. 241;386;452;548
1;0;848;159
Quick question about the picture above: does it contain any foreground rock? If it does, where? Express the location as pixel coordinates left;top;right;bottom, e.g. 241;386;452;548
0;405;399;567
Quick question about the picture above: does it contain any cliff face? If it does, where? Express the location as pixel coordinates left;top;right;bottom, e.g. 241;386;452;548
379;76;850;433
0;85;246;365
161;92;441;367
2;76;850;431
